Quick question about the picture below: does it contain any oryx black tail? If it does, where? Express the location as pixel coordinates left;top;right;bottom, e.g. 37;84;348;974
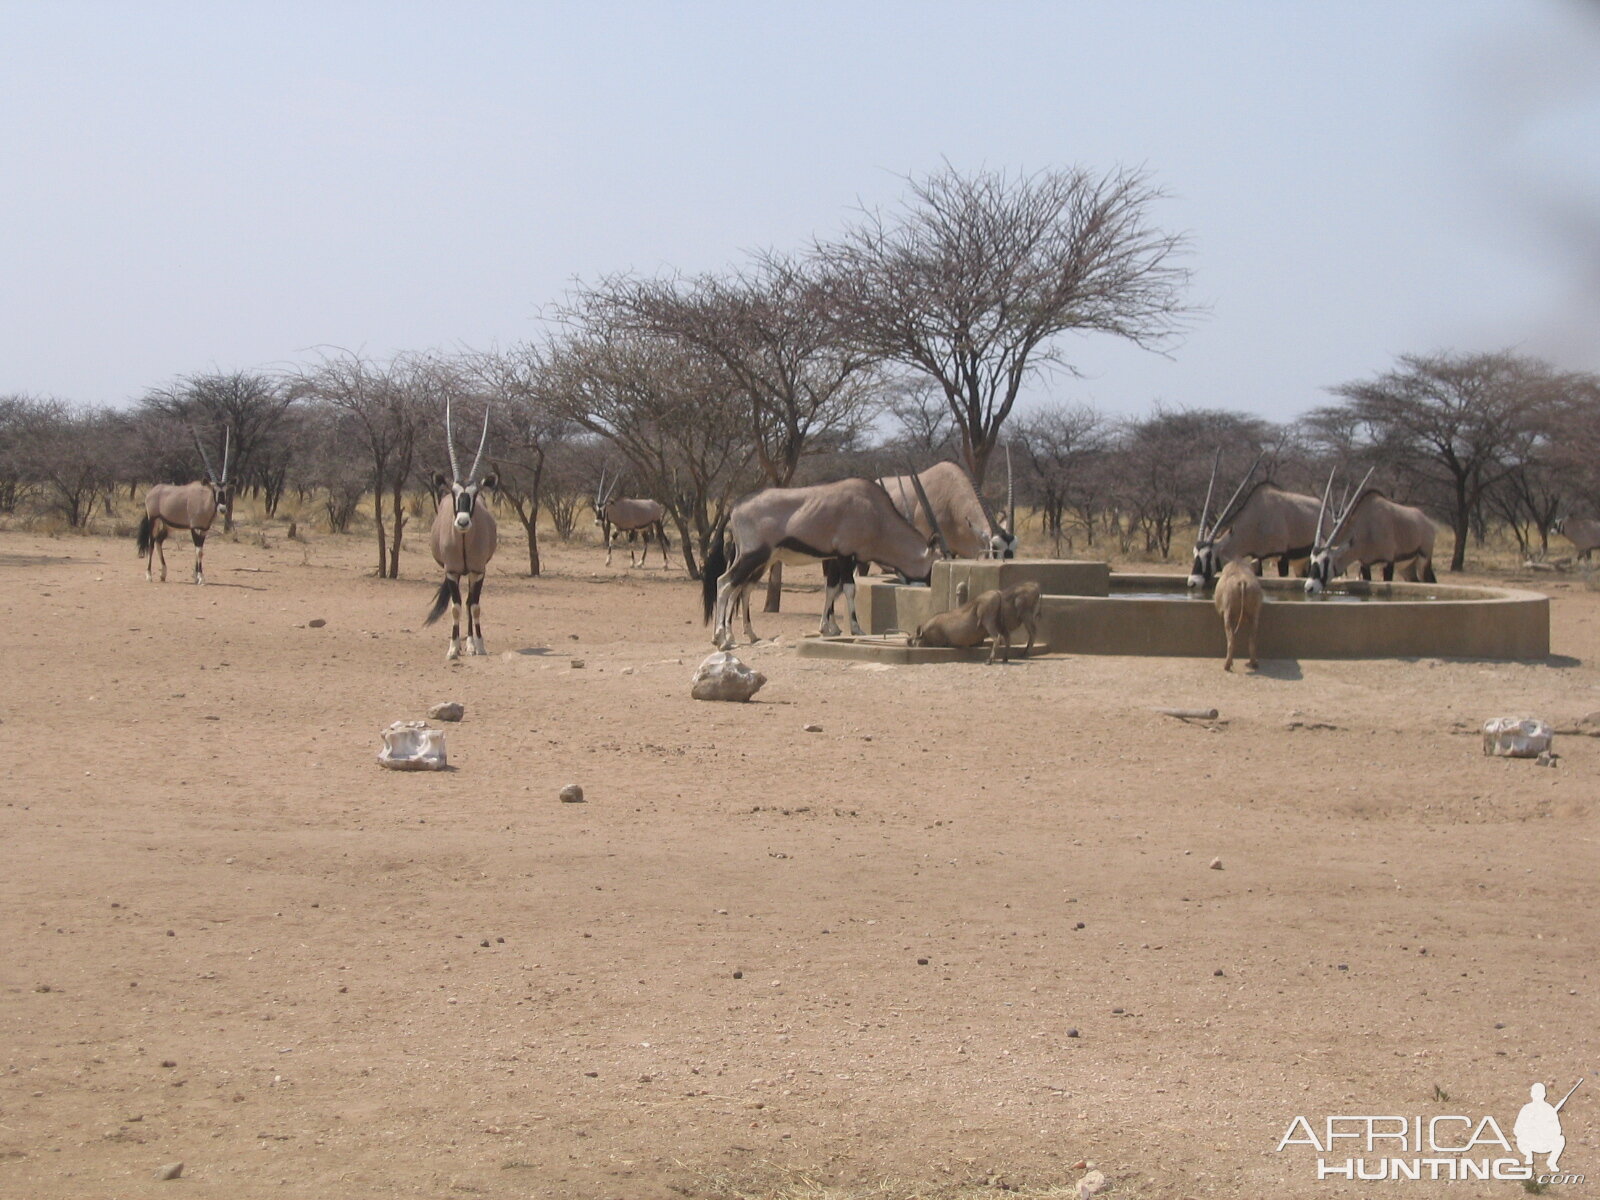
701;529;727;624
424;578;455;627
136;515;153;557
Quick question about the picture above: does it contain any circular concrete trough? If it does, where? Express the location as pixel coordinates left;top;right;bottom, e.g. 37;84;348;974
796;561;1550;663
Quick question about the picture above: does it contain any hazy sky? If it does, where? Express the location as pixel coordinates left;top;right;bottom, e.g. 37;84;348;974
3;1;1598;422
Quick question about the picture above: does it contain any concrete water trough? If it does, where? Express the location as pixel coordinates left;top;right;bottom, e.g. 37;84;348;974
795;560;1550;663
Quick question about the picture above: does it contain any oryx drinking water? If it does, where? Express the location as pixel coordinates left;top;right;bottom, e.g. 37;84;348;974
875;459;1017;560
1187;453;1321;588
423;401;498;660
1305;469;1437;594
702;476;947;649
136;426;232;584
593;470;670;568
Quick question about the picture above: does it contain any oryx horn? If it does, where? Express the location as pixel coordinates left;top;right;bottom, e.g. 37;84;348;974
595;467;607;511
1210;451;1264;537
190;424;219;484
1006;441;1016;533
956;458;1005;539
466;404;491;483
906;463;951;557
1198;447;1222;539
1331;466;1376;539
220;424;232;485
1313;468;1336;548
444;397;463;482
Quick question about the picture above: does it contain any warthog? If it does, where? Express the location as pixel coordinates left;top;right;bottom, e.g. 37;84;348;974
911;580;1042;664
1214;559;1263;672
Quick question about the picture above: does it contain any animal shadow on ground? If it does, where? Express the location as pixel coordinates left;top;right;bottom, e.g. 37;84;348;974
1250;658;1304;681
511;646;556;656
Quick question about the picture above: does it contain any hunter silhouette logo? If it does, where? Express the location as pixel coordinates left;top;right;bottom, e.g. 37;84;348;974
1516;1079;1580;1172
1275;1077;1585;1184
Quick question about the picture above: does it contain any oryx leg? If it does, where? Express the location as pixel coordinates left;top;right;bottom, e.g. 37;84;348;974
1381;562;1395;582
1359;564;1373;582
820;557;853;637
603;521;614;567
713;547;769;649
443;575;464;660
834;556;865;636
630;529;645;569
191;528;207;585
1277;555;1290;577
152;521;169;582
466;572;486;655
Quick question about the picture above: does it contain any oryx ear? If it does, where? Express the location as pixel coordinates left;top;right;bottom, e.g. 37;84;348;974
479;473;497;493
432;472;448;493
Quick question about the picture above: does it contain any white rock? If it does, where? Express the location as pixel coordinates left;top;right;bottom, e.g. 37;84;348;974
1482;717;1554;758
1077;1170;1107;1199
691;652;767;702
427;701;465;722
378;721;448;770
559;784;585;803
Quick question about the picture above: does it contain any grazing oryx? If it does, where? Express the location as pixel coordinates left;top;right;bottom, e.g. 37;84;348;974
423;401;498;660
702;476;947;649
1551;516;1600;561
1186;453;1321;588
1305;469;1437;594
593;470;670;567
875;459;1017;560
1214;559;1263;672
136;426;232;584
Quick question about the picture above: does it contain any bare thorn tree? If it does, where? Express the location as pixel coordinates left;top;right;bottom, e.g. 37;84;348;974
820;164;1191;483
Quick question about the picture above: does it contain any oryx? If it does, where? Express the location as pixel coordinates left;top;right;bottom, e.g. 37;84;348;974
593;470;670;568
1305;469;1438;594
701;475;948;649
1186;452;1322;587
423;400;498;660
875;458;1017;560
1551;516;1600;561
136;425;232;584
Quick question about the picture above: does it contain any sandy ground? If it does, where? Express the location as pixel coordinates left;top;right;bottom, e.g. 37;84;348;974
0;522;1595;1200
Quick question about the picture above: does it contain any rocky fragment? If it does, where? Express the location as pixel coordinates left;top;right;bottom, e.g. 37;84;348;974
691;652;766;702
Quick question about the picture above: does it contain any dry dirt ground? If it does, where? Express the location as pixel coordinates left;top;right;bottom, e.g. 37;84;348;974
1;523;1595;1200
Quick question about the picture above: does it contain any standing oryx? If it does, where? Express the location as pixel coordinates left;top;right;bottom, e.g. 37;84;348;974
593;470;670;568
875;459;1017;560
424;401;498;660
1551;516;1600;561
136;426;232;584
1305;469;1437;594
1186;453;1322;587
702;476;947;649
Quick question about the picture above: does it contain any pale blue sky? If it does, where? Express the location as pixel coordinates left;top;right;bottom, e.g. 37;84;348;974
3;1;1597;421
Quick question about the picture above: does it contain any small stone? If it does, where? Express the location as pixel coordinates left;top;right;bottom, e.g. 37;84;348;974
160;1060;177;1068
156;1162;184;1181
570;659;585;669
427;701;465;722
1214;969;1225;977
308;618;326;628
732;970;743;979
559;784;584;804
802;723;822;733
917;957;929;965
1066;1028;1079;1038
1536;750;1558;767
1208;857;1223;870
1077;1169;1107;1199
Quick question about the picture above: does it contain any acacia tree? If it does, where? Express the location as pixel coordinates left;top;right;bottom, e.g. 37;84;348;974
1319;351;1569;572
577;253;882;606
1013;401;1108;552
542;322;756;577
820;164;1190;484
296;350;431;578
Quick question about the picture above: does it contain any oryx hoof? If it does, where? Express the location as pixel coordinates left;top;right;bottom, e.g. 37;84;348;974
447;642;462;661
821;623;841;638
471;638;486;656
849;623;865;637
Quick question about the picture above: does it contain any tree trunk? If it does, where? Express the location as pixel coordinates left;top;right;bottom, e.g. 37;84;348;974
1449;478;1469;572
387;482;407;579
374;487;388;578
